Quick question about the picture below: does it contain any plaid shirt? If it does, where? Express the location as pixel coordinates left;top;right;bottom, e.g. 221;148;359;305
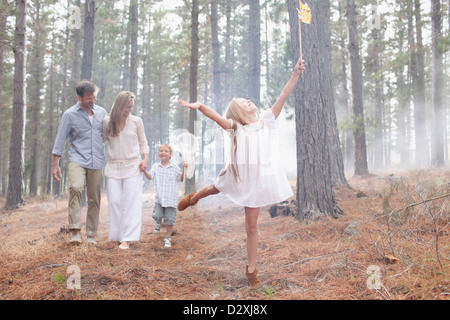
52;102;107;169
148;162;182;208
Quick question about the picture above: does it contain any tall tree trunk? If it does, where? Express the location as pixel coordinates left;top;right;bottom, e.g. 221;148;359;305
29;0;41;197
412;0;429;167
211;0;221;111
186;0;199;195
223;0;233;103
396;25;410;168
337;1;353;173
371;27;384;169
346;0;368;176
248;0;260;103
81;0;95;80
6;0;27;209
431;0;445;167
71;0;82;104
47;36;56;195
264;1;269;89
211;0;223;176
287;0;344;220
122;4;131;91
0;0;8;196
130;0;138;114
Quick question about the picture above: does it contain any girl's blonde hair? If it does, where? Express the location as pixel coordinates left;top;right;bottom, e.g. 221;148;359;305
220;98;257;183
225;99;251;127
108;91;135;137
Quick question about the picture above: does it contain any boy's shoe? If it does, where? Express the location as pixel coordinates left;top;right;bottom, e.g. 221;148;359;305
154;223;161;234
177;192;198;211
245;265;261;289
164;236;172;248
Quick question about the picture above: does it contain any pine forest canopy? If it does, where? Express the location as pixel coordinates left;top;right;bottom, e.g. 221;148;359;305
0;0;448;211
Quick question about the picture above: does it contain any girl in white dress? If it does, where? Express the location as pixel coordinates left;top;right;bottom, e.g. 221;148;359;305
103;91;149;250
177;57;305;287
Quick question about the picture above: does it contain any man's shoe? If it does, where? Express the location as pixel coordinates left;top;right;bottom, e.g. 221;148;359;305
86;237;97;245
154;223;161;234
70;233;82;244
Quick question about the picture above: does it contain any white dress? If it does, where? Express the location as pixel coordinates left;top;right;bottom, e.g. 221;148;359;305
214;108;293;208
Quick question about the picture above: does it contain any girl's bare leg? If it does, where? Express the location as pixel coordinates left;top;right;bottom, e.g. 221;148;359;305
190;184;220;203
245;207;260;272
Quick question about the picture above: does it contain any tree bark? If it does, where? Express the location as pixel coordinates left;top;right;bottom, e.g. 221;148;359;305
130;0;138;114
122;4;131;91
371;27;383;169
431;0;445;167
337;1;353;173
287;0;344;220
70;0;81;105
396;25;410;168
29;0;41;197
411;0;429;167
223;0;233;104
81;0;95;80
211;0;224;176
186;0;199;195
0;1;6;196
47;36;56;195
346;0;368;176
6;0;27;209
248;0;261;103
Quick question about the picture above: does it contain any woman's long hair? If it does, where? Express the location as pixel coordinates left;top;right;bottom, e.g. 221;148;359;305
108;91;135;137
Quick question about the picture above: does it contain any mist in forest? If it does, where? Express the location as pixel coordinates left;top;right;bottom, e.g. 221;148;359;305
0;0;448;203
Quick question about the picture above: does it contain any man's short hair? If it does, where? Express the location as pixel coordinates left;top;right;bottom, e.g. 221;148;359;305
76;80;99;98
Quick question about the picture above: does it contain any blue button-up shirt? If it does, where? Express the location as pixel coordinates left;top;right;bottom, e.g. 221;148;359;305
52;102;107;169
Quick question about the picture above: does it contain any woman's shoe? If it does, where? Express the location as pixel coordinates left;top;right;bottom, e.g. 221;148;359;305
245;265;261;289
177;192;198;211
119;242;129;250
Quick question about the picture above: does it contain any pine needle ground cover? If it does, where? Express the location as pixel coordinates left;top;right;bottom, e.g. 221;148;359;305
0;169;448;300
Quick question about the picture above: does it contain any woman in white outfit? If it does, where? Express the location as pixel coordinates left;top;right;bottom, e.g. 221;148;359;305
103;91;149;249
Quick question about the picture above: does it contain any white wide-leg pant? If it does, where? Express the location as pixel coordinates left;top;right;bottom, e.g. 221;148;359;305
106;174;143;242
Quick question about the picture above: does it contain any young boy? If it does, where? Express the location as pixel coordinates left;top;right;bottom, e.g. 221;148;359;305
143;144;187;247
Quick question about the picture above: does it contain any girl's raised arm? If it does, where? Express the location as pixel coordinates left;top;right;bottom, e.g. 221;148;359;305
178;99;232;130
271;57;305;120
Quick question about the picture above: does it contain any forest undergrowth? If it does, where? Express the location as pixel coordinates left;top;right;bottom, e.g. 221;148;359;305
0;169;449;300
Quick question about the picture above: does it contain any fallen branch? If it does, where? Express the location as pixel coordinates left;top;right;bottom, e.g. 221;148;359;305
394;193;450;214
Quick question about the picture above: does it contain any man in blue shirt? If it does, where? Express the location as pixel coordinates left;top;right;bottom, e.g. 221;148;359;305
52;80;107;244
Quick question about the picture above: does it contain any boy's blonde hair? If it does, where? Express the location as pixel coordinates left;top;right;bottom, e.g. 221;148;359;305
159;144;173;155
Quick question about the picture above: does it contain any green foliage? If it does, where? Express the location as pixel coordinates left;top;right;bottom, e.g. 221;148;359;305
52;271;66;288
